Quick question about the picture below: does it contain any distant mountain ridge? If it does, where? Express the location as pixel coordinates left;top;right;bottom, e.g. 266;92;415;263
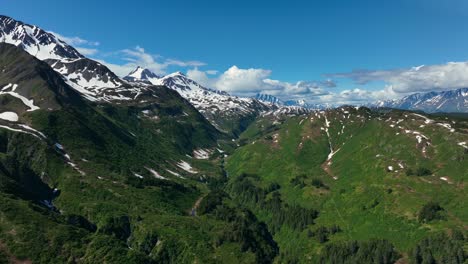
255;93;331;110
369;88;468;113
255;94;282;105
123;67;276;133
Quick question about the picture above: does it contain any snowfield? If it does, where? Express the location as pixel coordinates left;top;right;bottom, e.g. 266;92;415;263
0;111;18;121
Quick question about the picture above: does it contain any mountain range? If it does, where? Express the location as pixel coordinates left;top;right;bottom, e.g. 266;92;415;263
122;66;277;134
255;93;333;110
0;14;466;264
1;15;309;135
369;88;468;113
2;14;465;116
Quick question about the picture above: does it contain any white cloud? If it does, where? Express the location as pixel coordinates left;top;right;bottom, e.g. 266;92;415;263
49;31;100;46
94;59;138;78
98;46;206;77
214;66;273;93
49;31;100;58
206;70;218;75
165;58;205;67
187;65;334;101
187;68;216;88
47;31;206;77
263;79;329;96
117;46;167;75
189;66;276;96
319;89;376;105
307;86;399;105
75;47;99;56
331;62;468;94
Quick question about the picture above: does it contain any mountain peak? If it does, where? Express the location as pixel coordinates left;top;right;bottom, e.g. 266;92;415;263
165;71;186;78
255;93;282;105
0;15;83;61
124;66;160;82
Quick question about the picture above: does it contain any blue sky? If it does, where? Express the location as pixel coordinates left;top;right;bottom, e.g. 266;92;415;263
3;0;468;104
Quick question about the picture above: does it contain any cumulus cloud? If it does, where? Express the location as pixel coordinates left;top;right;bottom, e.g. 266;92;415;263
307;85;399;105
187;65;334;101
213;66;273;93
261;80;330;99
318;89;375;105
186;68;217;88
330;62;468;93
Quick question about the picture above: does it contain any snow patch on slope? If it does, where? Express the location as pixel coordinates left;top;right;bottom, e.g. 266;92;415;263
177;161;197;174
0;83;40;111
146;167;166;179
0;111;18;121
193;149;211;160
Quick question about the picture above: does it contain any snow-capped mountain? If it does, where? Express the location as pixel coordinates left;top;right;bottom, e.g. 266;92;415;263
0;15;127;100
124;67;273;130
284;99;332;110
0;14;276;133
0;14;328;134
152;71;223;94
123;66;160;83
369;88;468;113
47;58;126;100
284;99;308;107
0;15;82;61
255;93;282;105
255;93;330;110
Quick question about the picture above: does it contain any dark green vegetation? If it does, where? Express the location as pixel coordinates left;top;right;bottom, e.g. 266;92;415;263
198;190;278;263
418;202;445;223
318;239;400;264
0;44;466;263
411;232;465;264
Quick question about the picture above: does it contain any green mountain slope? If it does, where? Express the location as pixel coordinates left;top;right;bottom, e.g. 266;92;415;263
0;44;278;263
225;107;467;263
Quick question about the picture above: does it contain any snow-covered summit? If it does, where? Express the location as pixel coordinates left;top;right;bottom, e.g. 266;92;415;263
0;15;83;61
368;88;468;113
123;66;160;83
0;15;125;99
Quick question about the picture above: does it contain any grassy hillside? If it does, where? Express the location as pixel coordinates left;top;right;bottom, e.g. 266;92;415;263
225;107;467;263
